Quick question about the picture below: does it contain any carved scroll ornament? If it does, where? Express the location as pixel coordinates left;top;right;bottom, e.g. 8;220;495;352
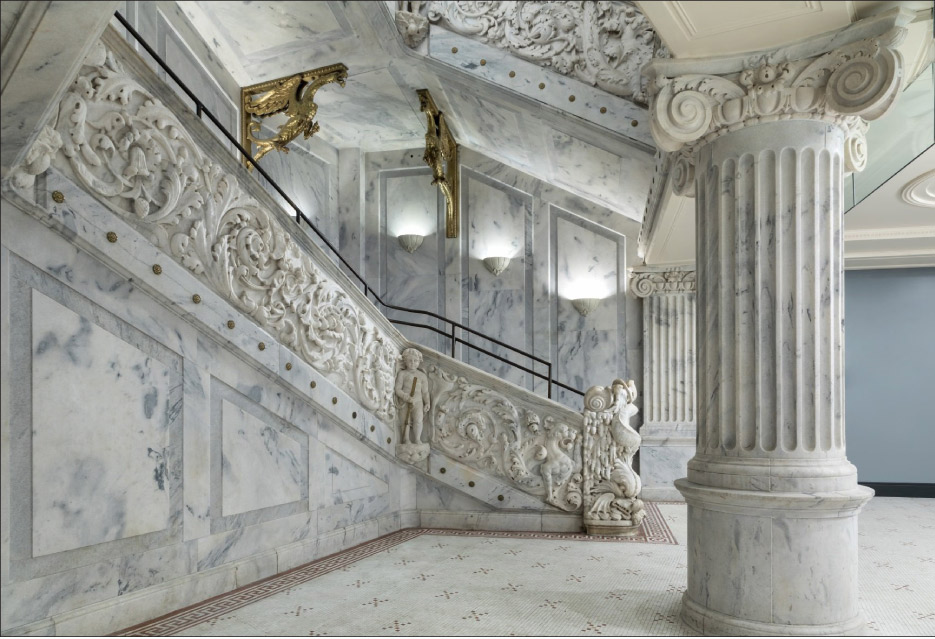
630;269;696;298
426;1;655;104
427;364;583;512
645;19;908;174
13;41;399;421
582;379;645;535
241;64;348;166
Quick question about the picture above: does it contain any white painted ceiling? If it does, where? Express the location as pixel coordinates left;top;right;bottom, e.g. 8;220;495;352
637;0;935;269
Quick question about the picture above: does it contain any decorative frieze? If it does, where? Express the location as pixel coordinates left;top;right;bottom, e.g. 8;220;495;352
425;1;655;104
425;362;583;512
11;40;400;422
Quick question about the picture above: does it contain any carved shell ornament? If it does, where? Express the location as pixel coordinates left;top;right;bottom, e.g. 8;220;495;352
22;40;399;421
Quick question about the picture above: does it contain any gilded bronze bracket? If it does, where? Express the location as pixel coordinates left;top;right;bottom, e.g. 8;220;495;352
417;89;460;238
241;64;348;167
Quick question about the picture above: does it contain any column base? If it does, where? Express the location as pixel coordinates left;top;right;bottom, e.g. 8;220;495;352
681;594;868;636
676;478;873;636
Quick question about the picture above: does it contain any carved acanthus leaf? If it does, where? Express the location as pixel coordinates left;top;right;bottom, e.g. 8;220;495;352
630;269;696;298
427;364;583;512
426;1;655;104
582;380;645;528
646;20;908;171
31;40;399;421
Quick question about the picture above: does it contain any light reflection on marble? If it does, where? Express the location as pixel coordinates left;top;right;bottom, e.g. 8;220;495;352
31;290;172;557
220;400;304;517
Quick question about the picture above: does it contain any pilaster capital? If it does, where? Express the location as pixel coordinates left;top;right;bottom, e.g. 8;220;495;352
644;8;911;172
630;266;696;298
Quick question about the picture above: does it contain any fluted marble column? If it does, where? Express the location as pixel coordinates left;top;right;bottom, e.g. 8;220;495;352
630;267;696;501
645;8;911;636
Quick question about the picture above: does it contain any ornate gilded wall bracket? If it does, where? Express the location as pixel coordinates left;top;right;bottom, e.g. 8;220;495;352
241;63;348;168
417;89;459;238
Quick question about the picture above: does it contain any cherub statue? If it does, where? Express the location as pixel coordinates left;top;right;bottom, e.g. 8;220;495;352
395;347;431;445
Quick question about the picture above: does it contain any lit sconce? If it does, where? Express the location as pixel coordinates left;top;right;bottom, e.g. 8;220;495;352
572;297;600;317
483;256;511;276
398;234;424;253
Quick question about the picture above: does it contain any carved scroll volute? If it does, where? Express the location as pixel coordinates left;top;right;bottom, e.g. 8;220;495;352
417;89;459;238
581;379;645;536
241;63;348;168
645;10;911;177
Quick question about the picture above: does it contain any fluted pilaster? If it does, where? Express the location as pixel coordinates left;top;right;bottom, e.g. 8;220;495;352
631;268;696;501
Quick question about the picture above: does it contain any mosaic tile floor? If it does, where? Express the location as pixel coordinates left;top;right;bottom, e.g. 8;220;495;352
121;497;935;636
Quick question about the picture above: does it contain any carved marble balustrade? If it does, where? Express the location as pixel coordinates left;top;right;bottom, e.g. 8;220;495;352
5;25;614;524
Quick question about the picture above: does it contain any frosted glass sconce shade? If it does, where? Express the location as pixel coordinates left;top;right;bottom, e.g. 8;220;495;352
483;256;511;276
572;297;600;316
398;234;424;253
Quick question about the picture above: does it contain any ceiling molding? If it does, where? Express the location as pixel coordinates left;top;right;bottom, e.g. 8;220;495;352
844;225;935;241
900;169;935;208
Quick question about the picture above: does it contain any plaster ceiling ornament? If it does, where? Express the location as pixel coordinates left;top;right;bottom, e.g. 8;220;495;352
425;0;656;104
427;364;583;512
900;169;935;208
395;1;430;48
582;379;645;536
645;13;909;177
241;63;348;166
629;268;696;298
24;40;399;421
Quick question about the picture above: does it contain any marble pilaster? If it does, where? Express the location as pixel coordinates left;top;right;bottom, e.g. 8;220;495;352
645;8;911;636
630;267;696;502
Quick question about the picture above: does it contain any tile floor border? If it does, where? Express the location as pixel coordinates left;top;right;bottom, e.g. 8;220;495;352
115;503;676;636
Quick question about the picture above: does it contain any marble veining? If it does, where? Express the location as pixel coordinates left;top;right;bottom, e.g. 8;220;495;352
30;289;176;557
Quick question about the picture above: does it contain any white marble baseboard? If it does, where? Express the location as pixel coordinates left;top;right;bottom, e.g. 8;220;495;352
419;509;584;533
640;486;686;502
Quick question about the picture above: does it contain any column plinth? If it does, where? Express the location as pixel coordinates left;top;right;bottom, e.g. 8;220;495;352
644;8;910;635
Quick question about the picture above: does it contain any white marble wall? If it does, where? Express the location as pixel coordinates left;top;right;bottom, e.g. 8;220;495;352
0;199;418;636
362;147;643;412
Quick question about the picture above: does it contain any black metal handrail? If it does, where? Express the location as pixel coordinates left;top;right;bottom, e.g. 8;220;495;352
114;10;584;399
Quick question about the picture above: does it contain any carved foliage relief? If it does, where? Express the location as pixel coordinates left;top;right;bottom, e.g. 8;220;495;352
426;1;655;104
582;380;645;527
14;41;399;421
427;364;583;512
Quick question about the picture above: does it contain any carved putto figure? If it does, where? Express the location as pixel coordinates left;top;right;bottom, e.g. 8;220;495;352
582;379;645;536
395;348;431;463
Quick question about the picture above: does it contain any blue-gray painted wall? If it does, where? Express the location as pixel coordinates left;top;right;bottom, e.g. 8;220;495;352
845;268;935;484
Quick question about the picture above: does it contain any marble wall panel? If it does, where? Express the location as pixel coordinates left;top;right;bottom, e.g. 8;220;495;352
218;395;306;518
30;291;175;557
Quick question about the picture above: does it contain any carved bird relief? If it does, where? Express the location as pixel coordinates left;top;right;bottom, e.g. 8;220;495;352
242;64;348;166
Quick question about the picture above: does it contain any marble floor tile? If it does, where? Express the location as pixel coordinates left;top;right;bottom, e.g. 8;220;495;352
118;498;935;637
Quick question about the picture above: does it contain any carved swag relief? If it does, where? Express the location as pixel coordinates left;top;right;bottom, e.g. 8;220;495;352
11;41;399;421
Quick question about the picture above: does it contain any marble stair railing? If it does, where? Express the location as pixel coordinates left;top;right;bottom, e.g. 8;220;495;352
5;25;645;528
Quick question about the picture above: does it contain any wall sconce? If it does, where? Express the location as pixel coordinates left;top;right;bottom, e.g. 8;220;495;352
572;298;600;316
483;256;510;276
398;234;424;253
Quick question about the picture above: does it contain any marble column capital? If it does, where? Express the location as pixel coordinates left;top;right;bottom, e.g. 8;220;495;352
644;8;912;173
629;266;696;298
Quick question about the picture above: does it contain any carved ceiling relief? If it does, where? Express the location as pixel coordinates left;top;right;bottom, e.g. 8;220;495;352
420;1;656;104
426;364;583;512
12;41;399;422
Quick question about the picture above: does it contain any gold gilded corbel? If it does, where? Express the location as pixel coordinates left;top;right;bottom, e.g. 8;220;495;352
241;63;348;168
417;89;459;238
